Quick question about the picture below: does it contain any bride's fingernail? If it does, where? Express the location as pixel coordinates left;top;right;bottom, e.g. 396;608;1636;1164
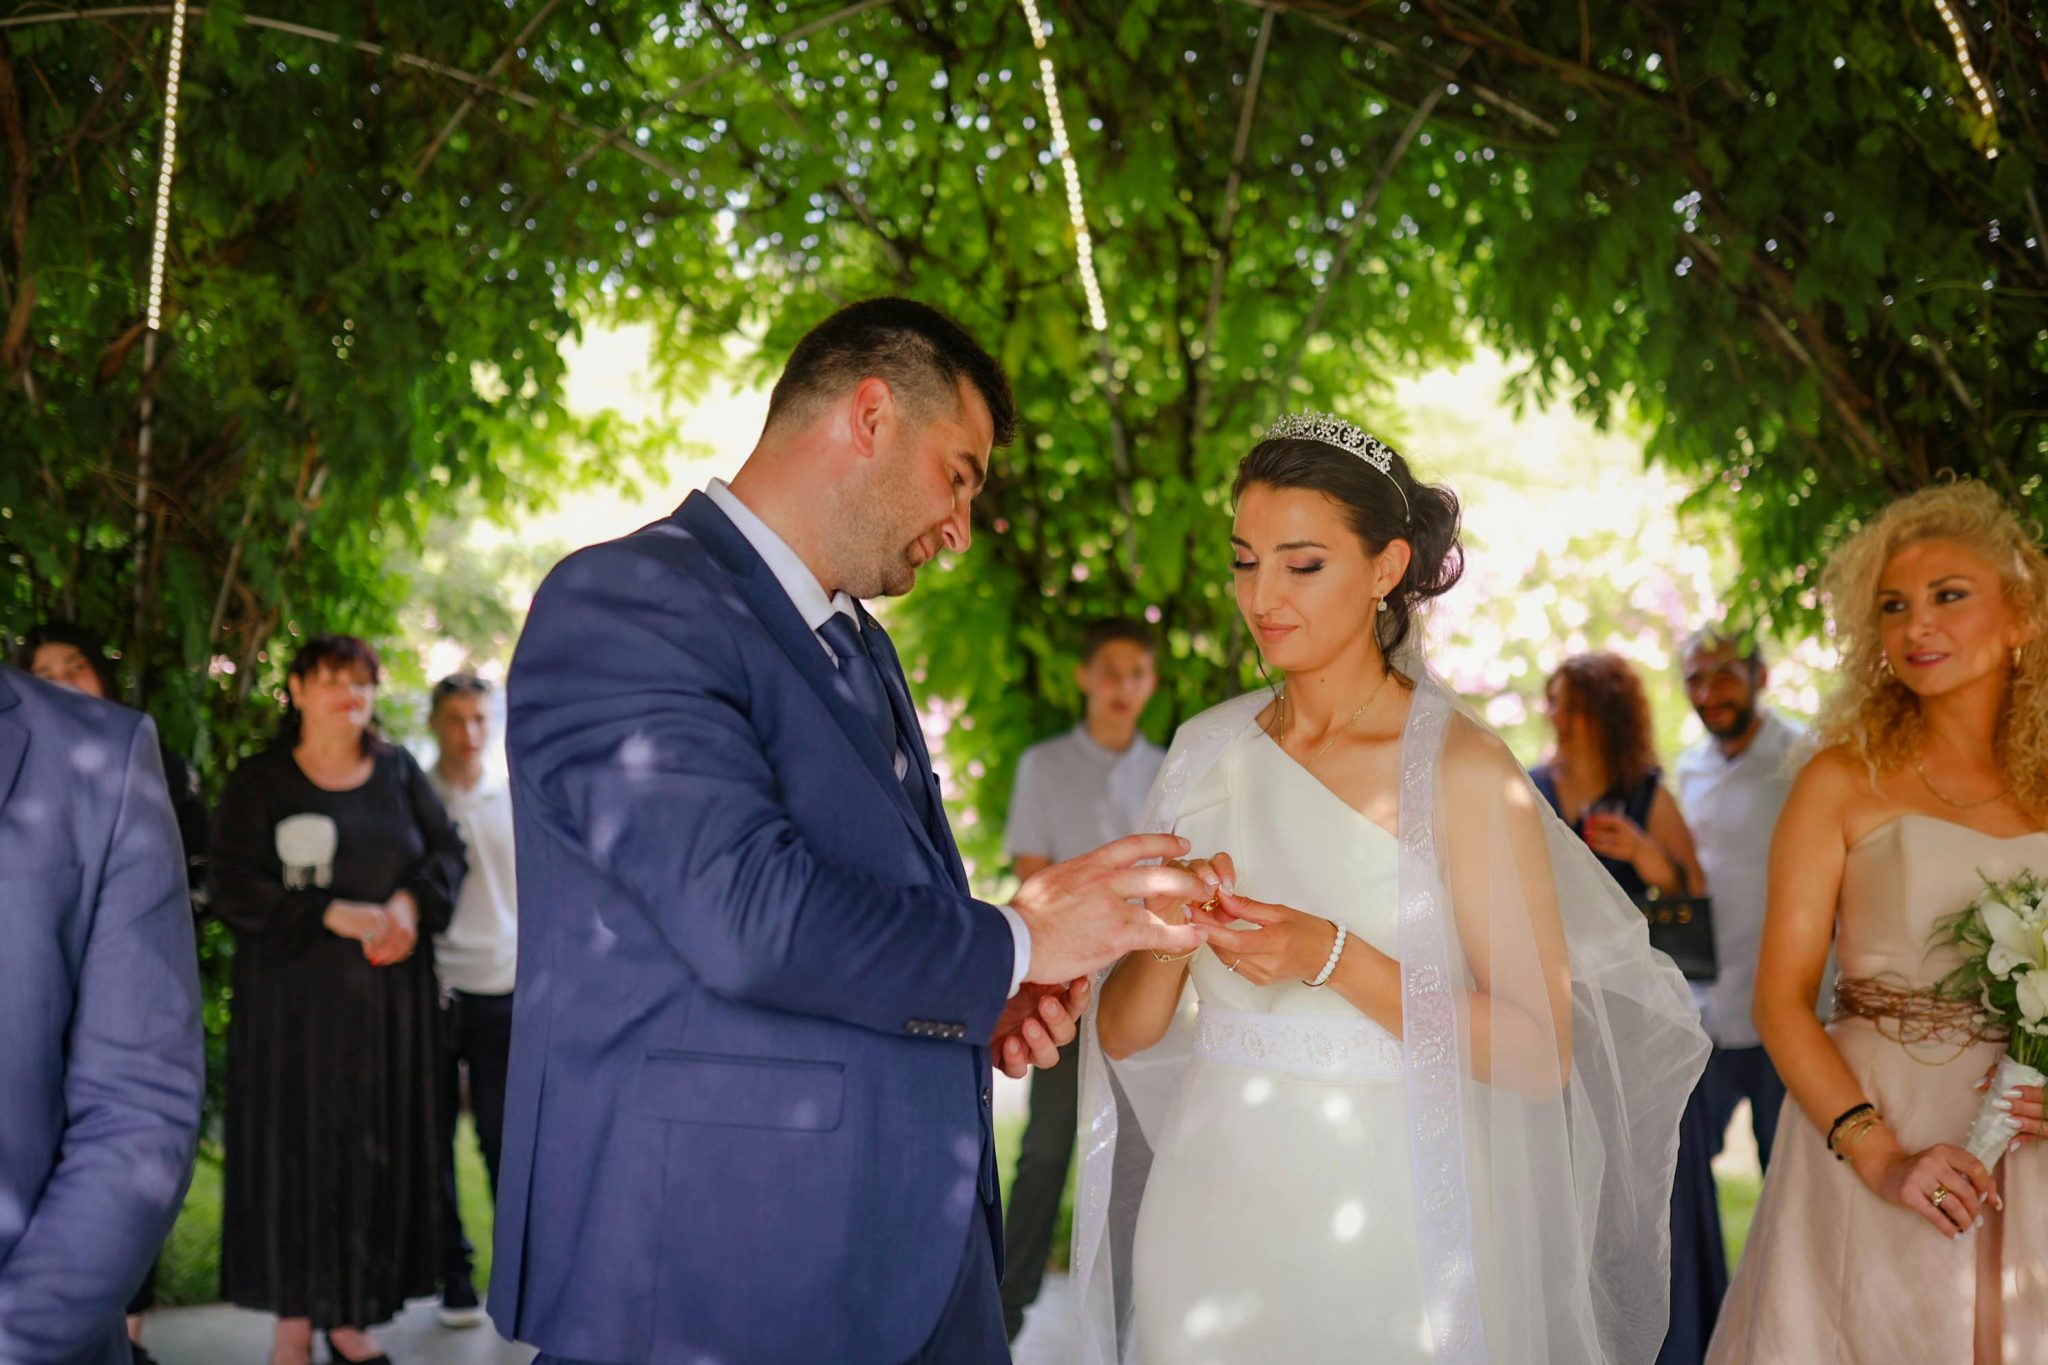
1995;1098;2015;1112
2011;1136;2024;1152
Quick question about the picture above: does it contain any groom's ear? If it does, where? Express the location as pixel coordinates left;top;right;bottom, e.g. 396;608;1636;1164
844;377;896;463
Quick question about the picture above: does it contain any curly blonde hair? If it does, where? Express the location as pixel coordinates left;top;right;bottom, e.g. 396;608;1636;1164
1815;481;2048;815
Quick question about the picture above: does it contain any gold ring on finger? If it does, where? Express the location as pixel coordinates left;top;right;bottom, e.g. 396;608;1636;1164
1930;1184;1950;1208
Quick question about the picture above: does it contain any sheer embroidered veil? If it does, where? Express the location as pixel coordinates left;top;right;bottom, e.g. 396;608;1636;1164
1070;624;1712;1363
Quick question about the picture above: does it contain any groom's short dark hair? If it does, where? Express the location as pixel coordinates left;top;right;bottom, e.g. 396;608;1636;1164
766;297;1017;448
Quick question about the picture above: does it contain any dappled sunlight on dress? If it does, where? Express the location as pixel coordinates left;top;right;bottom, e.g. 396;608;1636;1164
1706;815;2048;1364
1130;727;1434;1364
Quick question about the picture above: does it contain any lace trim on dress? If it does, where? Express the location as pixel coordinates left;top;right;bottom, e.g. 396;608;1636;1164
1195;1006;1405;1080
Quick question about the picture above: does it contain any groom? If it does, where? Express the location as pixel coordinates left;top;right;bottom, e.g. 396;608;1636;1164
492;297;1207;1364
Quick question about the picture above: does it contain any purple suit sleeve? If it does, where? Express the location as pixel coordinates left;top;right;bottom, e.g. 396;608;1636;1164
0;719;203;1359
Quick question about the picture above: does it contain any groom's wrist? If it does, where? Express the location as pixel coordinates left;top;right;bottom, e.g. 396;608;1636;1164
997;905;1032;998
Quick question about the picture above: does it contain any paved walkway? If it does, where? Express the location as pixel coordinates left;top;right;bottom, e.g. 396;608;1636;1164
139;1275;1076;1364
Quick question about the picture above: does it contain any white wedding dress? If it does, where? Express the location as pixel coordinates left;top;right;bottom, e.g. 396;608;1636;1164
1131;726;1434;1363
1072;685;1710;1365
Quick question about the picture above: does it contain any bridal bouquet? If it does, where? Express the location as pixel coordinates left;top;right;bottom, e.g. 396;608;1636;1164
1933;868;2048;1170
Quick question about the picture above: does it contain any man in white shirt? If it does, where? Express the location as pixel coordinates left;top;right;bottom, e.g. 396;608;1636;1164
999;618;1166;1340
1673;630;1805;1172
426;674;518;1328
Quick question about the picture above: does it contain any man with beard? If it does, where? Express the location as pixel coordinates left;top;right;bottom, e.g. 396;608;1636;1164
493;297;1208;1364
1673;628;1807;1173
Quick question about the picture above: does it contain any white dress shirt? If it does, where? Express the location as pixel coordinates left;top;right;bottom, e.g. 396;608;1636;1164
1674;709;1807;1047
704;479;1032;995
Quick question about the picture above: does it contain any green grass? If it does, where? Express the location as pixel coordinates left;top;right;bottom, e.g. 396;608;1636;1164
161;1114;1760;1302
157;1119;497;1307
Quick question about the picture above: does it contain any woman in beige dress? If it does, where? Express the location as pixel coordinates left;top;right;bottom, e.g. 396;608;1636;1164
1708;482;2048;1364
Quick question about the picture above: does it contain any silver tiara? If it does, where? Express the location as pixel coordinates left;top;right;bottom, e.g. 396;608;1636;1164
1263;411;1410;519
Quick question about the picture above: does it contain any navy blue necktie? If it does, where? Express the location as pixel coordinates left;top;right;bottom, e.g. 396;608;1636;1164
817;612;899;760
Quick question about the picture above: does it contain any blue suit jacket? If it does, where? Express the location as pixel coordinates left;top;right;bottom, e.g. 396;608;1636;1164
491;493;1015;1364
0;668;203;1364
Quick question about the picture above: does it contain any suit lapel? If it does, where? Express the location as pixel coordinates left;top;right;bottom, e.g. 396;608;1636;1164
860;611;968;893
674;495;943;867
0;673;26;809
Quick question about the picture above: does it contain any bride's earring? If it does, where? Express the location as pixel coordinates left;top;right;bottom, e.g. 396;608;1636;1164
1375;598;1389;614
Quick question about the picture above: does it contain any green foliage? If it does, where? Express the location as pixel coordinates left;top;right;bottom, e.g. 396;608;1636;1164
6;0;2042;877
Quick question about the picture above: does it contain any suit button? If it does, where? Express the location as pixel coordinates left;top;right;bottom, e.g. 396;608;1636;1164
980;1087;992;1107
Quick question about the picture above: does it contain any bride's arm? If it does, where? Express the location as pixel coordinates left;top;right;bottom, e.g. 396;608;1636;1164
1096;856;1227;1060
1095;952;1193;1061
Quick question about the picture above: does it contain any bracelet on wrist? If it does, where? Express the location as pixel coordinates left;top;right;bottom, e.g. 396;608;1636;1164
1305;921;1347;988
1827;1102;1881;1161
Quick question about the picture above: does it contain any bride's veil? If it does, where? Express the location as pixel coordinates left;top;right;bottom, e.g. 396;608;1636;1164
1069;635;1711;1363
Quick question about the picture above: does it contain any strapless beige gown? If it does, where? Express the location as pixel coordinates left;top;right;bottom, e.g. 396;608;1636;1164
1706;815;2048;1364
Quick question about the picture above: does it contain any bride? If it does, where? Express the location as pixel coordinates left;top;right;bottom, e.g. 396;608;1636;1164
1073;414;1711;1364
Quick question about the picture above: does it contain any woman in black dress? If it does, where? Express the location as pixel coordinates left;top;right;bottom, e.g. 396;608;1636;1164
213;635;465;1365
1532;652;1719;1365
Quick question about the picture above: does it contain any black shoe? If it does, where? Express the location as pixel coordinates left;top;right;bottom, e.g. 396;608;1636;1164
129;1344;159;1365
323;1333;392;1365
437;1275;484;1328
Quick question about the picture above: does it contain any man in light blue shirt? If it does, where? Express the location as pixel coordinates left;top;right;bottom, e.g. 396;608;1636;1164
999;618;1166;1340
1674;629;1806;1171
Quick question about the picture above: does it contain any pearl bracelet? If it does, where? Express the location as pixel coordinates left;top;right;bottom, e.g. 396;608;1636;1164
1305;921;1348;988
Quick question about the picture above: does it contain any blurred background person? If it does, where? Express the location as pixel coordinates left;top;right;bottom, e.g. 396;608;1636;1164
212;634;466;1365
1534;651;1721;1365
1675;629;1805;1176
20;620;208;1362
999;617;1164;1341
423;673;518;1329
0;664;202;1364
23;620;209;911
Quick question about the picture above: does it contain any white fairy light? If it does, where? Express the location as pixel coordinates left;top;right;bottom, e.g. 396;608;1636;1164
1016;0;1108;331
1930;0;1999;157
145;0;191;329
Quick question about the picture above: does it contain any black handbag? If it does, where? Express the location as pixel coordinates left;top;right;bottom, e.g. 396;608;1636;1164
1637;890;1718;982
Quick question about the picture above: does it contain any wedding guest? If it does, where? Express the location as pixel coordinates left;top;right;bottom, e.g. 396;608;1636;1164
424;673;518;1329
214;634;466;1365
1708;482;2048;1363
0;665;202;1365
999;617;1165;1340
1674;630;1805;1173
20;620;209;1362
23;621;209;908
1532;652;1721;1365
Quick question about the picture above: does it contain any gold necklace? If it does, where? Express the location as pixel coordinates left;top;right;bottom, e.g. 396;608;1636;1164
1283;668;1394;773
1915;760;2011;810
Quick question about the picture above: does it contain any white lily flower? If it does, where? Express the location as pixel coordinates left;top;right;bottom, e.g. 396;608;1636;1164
2017;970;2048;1028
1981;900;2047;980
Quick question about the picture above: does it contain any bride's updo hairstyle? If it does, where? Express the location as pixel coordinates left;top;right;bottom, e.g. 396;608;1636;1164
1817;479;2048;816
1232;428;1465;662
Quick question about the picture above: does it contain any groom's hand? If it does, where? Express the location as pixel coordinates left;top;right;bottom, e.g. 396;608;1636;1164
1012;834;1209;985
990;977;1090;1078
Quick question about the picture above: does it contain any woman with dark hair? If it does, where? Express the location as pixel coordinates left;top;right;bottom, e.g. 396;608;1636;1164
212;634;465;1365
1534;652;1720;1365
1077;415;1709;1362
1534;653;1705;901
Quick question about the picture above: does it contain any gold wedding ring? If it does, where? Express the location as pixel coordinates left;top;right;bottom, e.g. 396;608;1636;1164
1930;1184;1951;1208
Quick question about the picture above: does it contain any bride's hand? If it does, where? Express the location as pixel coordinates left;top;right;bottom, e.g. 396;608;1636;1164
1194;890;1341;987
1144;853;1234;923
1854;1140;1999;1237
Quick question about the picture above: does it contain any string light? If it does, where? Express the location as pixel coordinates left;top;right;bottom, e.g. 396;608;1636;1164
1930;0;1999;158
1016;0;1108;332
145;0;190;330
